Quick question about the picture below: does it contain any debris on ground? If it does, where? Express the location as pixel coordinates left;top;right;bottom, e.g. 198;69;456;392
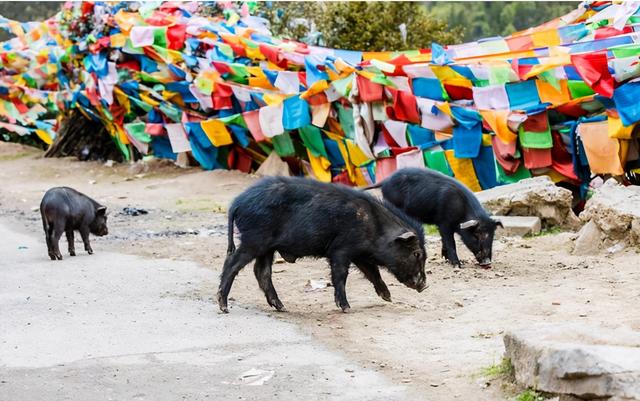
504;324;640;400
236;368;275;386
304;279;332;292
120;207;149;216
476;177;581;229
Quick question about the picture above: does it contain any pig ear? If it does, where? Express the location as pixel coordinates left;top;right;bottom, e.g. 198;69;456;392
96;206;107;215
493;219;503;229
459;219;479;230
395;231;416;242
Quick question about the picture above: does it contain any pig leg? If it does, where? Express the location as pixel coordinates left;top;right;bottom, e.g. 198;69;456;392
440;227;461;268
253;252;285;312
44;224;55;260
66;229;76;256
50;224;64;260
329;256;351;312
217;246;255;313
79;227;93;255
355;262;391;302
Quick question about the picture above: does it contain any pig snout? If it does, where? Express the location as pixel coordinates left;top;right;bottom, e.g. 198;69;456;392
407;275;427;292
479;257;491;266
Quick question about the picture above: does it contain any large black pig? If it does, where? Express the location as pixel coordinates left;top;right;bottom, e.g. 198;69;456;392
40;187;109;260
367;168;502;268
218;176;427;313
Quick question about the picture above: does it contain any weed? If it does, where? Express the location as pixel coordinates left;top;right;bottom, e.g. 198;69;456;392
515;389;546;401
423;224;439;236
480;357;515;379
525;226;562;238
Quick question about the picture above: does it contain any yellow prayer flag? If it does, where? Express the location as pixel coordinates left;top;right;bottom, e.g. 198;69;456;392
345;139;373;167
479;109;518;144
35;129;53;145
307;149;332;182
110;33;127;48
201;120;233;147
444;150;482;192
531;29;561;47
607;115;634;140
301;80;329;100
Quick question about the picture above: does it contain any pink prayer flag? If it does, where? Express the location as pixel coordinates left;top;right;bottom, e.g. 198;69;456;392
243;109;266;142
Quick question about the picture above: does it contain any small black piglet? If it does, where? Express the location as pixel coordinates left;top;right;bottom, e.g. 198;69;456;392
40;187;109;260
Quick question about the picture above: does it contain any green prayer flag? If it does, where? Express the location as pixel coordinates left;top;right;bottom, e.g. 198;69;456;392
611;43;640;58
272;132;296;157
539;70;560;91
124;122;151;143
219;113;247;128
332;75;353;97
424;149;453;176
299;125;328;158
159;102;182;122
489;66;514;86
567;80;595;98
336;103;355;140
518;118;552;149
130;96;153;112
153;27;168;48
495;159;531;184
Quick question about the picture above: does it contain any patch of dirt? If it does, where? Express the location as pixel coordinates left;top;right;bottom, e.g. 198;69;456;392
1;142;639;401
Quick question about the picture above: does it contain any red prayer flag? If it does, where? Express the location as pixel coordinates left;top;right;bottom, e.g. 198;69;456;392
570;51;614;98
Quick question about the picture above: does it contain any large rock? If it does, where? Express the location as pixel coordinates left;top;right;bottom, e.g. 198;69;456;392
572;221;603;255
579;179;640;247
476;176;581;229
504;325;640;400
493;216;542;237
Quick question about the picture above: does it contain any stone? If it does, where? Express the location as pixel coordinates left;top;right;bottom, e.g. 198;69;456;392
493;216;542;237
580;179;640;247
504;324;640;401
255;152;291;177
476;176;581;229
572;221;603;255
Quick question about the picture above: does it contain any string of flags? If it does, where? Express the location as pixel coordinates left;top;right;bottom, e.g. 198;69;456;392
1;1;640;193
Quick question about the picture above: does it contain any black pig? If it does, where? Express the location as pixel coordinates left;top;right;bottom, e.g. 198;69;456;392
367;168;502;268
218;176;427;313
40;187;109;260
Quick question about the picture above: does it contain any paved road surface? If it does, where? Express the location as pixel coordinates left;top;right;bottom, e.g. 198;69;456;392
0;222;409;401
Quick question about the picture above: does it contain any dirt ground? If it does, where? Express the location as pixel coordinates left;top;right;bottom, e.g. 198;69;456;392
1;142;639;401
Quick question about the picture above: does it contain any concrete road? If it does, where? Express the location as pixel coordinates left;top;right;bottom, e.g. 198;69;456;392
0;222;409;401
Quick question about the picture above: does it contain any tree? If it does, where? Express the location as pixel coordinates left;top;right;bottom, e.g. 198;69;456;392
426;2;577;42
260;2;464;51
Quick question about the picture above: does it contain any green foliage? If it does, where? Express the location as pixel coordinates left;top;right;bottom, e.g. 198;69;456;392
426;2;577;42
481;358;515;379
0;2;60;21
423;224;440;236
260;2;464;51
516;389;547;401
525;226;562;238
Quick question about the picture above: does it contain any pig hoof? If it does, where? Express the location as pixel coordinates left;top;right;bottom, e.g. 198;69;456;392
217;292;229;313
271;299;286;312
69;251;76;256
87;250;94;255
49;254;56;261
55;254;63;260
341;306;351;313
378;290;392;302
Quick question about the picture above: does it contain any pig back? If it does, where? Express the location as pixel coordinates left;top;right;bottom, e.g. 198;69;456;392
40;187;97;228
231;177;390;257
